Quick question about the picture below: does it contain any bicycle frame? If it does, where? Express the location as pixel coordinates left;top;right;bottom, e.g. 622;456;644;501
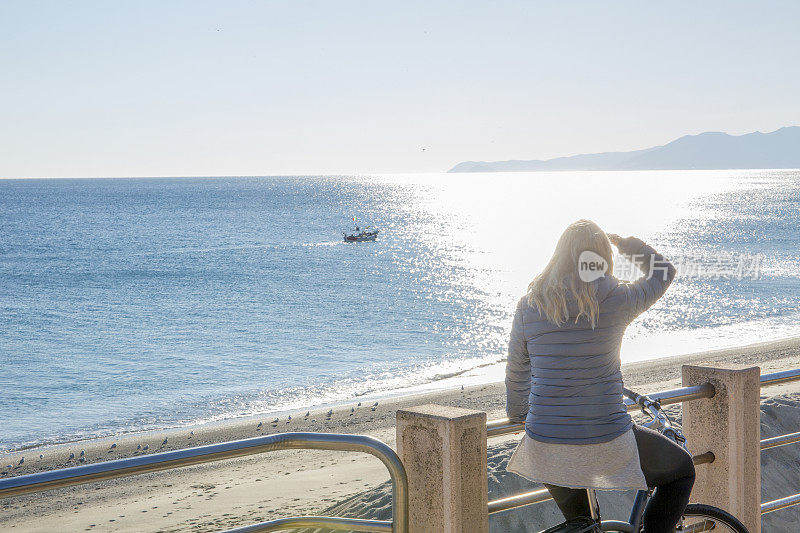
624;489;650;532
583;487;648;532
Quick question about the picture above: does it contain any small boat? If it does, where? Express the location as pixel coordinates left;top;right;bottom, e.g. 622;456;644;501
343;227;379;242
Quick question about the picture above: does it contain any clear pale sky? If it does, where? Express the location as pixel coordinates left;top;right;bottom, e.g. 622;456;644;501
2;1;799;177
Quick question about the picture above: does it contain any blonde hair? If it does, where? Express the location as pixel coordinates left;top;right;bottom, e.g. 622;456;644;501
527;219;613;329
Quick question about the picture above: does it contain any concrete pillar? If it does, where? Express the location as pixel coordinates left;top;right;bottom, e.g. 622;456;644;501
682;364;761;533
396;404;488;533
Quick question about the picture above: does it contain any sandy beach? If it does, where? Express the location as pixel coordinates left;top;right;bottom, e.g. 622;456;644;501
3;336;800;532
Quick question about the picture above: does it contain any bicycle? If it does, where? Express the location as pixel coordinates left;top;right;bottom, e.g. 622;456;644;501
541;387;749;533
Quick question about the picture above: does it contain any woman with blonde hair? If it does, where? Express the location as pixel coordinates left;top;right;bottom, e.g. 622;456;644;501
505;220;694;533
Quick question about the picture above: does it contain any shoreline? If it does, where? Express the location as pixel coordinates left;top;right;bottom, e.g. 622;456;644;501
3;335;800;532
4;333;800;458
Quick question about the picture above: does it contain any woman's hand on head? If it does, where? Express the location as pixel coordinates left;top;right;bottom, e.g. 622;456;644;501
606;233;622;247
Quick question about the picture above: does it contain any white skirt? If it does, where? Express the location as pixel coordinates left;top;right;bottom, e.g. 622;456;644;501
506;429;648;491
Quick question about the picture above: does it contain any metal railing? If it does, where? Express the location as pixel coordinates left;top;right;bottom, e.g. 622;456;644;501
757;369;800;516
0;432;409;533
760;493;800;515
487;367;800;518
4;368;800;530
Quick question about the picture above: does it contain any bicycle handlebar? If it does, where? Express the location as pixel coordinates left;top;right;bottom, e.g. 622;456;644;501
623;387;661;409
624;387;687;448
622;387;641;404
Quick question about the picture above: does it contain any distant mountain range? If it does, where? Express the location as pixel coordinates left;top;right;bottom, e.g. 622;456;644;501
448;126;800;173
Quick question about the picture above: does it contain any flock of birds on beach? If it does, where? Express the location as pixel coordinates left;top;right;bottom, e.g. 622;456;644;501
7;385;473;471
7;386;474;471
255;401;381;429
4;401;384;471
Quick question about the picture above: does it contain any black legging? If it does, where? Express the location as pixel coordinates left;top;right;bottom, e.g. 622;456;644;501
544;425;696;533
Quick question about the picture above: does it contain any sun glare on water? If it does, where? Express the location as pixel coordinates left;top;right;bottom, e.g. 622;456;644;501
372;170;793;372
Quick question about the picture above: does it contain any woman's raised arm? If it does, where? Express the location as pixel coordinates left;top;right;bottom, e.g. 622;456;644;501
613;235;677;323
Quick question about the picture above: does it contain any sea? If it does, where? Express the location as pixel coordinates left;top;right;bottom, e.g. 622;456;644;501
2;170;799;452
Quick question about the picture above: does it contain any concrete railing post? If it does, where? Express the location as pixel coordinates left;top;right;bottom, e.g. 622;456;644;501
396;404;488;533
682;364;761;533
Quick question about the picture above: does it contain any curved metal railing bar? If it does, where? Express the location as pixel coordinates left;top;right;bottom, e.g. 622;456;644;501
0;432;408;533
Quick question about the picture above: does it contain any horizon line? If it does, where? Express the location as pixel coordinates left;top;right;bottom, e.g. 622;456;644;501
3;167;800;181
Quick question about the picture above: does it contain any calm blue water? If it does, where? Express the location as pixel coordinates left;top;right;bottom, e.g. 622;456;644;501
1;171;799;451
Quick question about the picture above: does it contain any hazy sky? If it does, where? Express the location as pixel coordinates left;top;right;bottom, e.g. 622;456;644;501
3;1;799;177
